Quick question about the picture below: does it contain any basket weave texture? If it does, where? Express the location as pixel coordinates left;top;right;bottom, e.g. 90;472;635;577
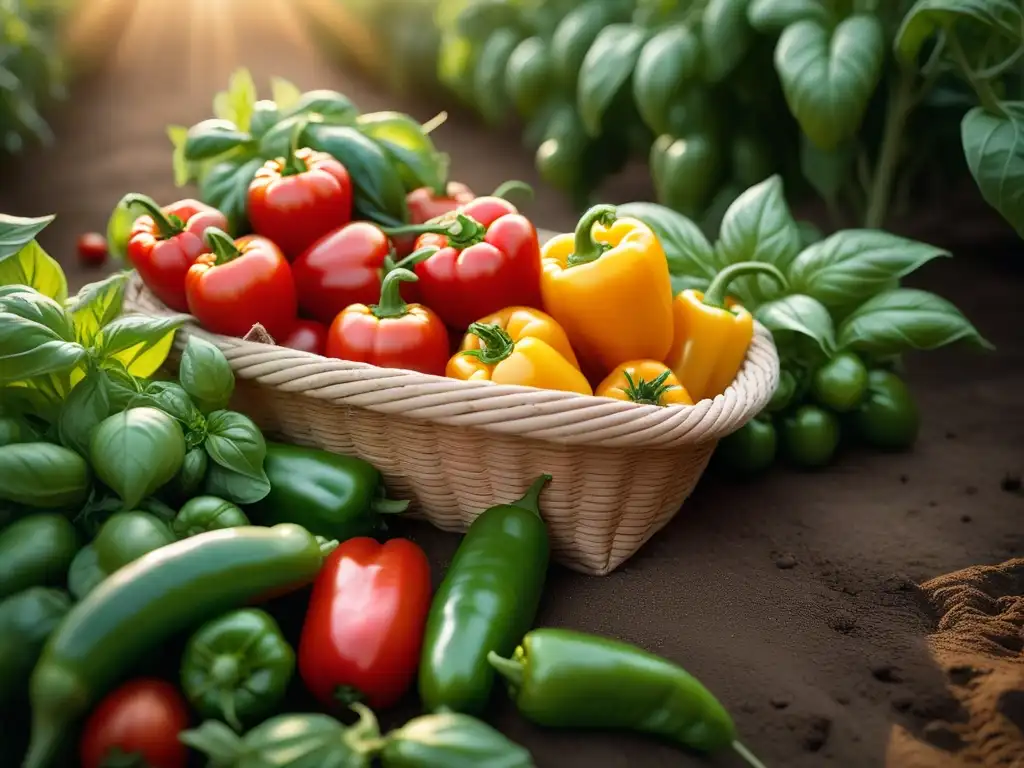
122;244;779;575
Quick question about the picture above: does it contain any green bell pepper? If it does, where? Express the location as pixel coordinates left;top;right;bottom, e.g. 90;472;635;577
812;352;869;413
851;370;920;451
181;608;295;731
780;404;841;469
67;511;176;600
0;588;71;707
0;514;79;599
244;442;407;541
419;475;550;716
173;496;250;538
715;417;777;476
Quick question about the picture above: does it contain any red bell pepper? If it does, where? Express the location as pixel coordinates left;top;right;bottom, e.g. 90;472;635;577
382;195;543;331
279;318;328;356
298;537;432;711
185;228;297;341
292;221;419;326
407;181;475;224
325;268;450;376
247;124;353;260
123;193;228;312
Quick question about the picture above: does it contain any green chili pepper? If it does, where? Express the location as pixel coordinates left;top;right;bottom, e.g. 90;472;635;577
173;495;250;538
0;588;71;707
488;629;767;767
0;514;79;599
23;524;337;768
181;608;295;731
245;442;407;541
418;475;550;715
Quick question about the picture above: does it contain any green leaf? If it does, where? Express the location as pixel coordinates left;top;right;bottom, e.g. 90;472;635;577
774;15;885;151
202;462;271;505
66;272;131;346
58;372;111;457
0;240;68;302
788;230;950;314
895;0;1024;67
577;23;649;137
506;36;553;120
199;158;264;234
837;288;993;356
213;68;258;133
473;28;522;127
106;195;138;263
383;713;535;768
0;311;85;385
701;0;753;83
800;136;853;203
203;410;267;481
615;201;717;293
282;90;360;124
747;0;830;31
167;125;191;187
356;112;446;194
0;289;76;341
633;25;702;136
179;336;235;414
95;313;190;379
183;119;252;162
270;77;303;112
0;442;92;510
961;103;1024;239
0;213;54;261
143;381;203;426
755;294;836;355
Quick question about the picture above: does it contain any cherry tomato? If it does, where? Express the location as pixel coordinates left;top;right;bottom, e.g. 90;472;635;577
280;319;328;356
77;232;108;267
80;678;189;768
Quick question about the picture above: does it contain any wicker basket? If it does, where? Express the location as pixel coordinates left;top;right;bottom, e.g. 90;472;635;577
122;246;779;576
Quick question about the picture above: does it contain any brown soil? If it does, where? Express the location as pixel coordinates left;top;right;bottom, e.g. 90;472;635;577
1;1;1023;766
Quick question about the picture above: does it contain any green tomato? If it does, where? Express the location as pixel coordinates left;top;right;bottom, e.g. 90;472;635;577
766;370;798;413
812;353;869;413
94;511;176;574
716;417;777;475
172;496;250;539
851;370;920;451
780;405;840;469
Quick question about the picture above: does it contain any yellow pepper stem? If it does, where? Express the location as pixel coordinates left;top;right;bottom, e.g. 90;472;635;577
567;204;618;267
703;261;787;308
462;322;516;364
622;369;677;406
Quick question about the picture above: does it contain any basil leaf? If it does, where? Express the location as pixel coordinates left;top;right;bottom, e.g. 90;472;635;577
577;23;649;137
184;118;252;162
175;447;210;499
89;407;187;509
383;712;535;768
284;89;359;123
755;294;836;356
701;0;753;83
788;230;950;314
95;313;190;378
615;201;717;293
961;103;1024;239
204;410;267;481
144;381;203;425
58;373;112;457
179;336;235;413
199;158;264;234
0;213;54;261
357;111;446;193
747;0;830;32
0;290;75;340
271;77;303;111
896;0;1024;66
0;240;68;303
0;312;86;385
0;442;92;510
212;68;258;132
202;462;271;505
800;137;852;205
168;125;192;187
249;100;281;140
837;289;994;356
774;15;884;151
66;271;131;345
102;364;145;412
633;26;702;137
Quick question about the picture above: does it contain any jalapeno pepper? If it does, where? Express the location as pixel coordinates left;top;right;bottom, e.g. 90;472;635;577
0;514;79;599
0;588;71;707
488;628;767;768
418;475;551;715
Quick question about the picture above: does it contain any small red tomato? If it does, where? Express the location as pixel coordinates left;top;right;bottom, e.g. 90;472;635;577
77;232;108;267
280;318;328;355
298;537;433;711
80;678;189;768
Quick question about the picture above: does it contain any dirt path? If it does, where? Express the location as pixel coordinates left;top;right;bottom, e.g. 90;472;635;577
1;1;1022;766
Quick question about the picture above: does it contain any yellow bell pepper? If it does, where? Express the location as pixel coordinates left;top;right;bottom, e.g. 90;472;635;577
458;306;581;370
667;261;785;402
447;321;593;395
596;360;694;406
540;204;674;378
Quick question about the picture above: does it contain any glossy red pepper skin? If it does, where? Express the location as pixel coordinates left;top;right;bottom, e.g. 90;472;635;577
392;182;476;257
292;222;418;326
247;147;353;260
412;197;544;331
279;319;328;356
185;229;298;341
125;195;228;312
298;537;432;711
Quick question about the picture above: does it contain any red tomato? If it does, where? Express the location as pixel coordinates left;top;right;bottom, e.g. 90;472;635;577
298;537;433;711
80;678;188;768
185;229;297;341
77;232;108;267
280;318;328;355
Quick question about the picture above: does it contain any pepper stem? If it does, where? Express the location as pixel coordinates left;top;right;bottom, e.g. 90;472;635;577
732;741;769;768
461;323;516;365
122;193;183;240
281;118;310;176
334;685;366;707
371;496;410;515
371;268;417;319
381;213;487;248
491;179;533;203
702;262;787;309
220;688;243;733
316;536;339;558
391;246;439;272
567;204;617;267
345;703;385;755
487;650;525;690
510;474;552;516
204;227;241;266
621;369;676;406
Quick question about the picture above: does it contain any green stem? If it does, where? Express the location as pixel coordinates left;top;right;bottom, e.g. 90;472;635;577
371;268;417;319
281;118;310;176
461;322;516;365
316;536;339;558
510;474;552;516
703;262;786;308
566;204;617;267
864;69;916;229
204;228;241;266
487;651;524;689
122;193;183;239
381;213;487;248
392;246;439;272
370;497;409;515
948;31;1003;113
732;740;769;768
622;369;675;406
491;179;533;203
